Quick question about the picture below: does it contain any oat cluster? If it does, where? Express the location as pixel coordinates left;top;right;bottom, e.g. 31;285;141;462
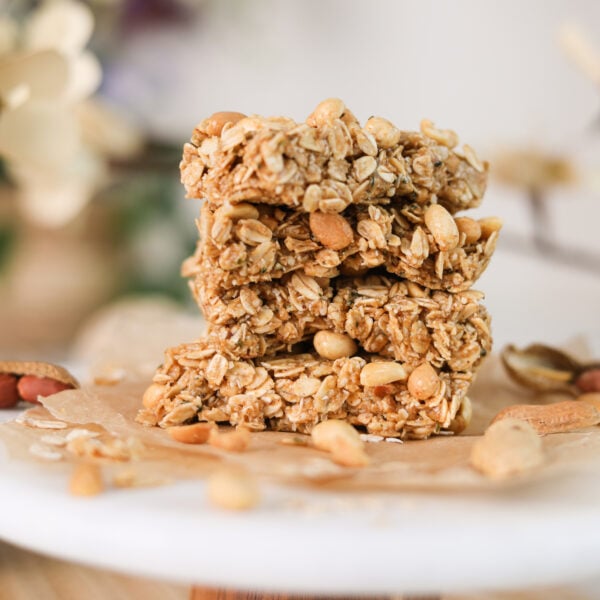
138;99;500;439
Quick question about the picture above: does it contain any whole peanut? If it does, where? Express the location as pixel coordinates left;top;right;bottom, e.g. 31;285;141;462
0;374;19;408
17;376;73;404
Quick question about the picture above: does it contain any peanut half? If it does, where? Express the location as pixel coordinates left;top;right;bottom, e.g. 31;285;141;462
208;427;251;452
360;361;406;387
309;211;354;250
168;422;215;444
491;400;600;435
470;418;545;479
0;360;78;407
313;331;357;360
424;204;459;251
311;420;369;467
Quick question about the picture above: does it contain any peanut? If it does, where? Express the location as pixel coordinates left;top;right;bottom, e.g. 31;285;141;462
364;116;401;148
575;368;600;394
215;202;259;221
0;373;19;409
306;98;345;127
203;111;246;136
168;422;215;444
491;400;600;435
69;463;104;497
142;383;167;410
206;470;260;511
424;204;459;251
360;361;407;387
309;211;353;250
311;420;369;467
454;217;482;245
478;217;503;239
470;418;544;479
17;376;73;404
407;363;440;400
208;427;251;452
313;331;357;360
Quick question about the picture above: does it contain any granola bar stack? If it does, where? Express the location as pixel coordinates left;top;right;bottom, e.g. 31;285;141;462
138;99;500;439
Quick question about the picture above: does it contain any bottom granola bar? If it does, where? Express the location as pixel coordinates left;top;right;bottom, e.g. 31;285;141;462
137;340;475;439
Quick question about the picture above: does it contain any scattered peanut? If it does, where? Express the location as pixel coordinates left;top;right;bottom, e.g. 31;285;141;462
0;373;19;408
470;418;545;479
208;427;251;452
575;368;600;394
313;331;357;360
17;376;72;404
311;420;369;467
203;111;246;136
424;204;459;251
407;363;440;400
69;463;104;497
360;361;407;387
491;400;600;435
206;470;260;511
168;422;215;444
308;211;354;250
454;217;482;245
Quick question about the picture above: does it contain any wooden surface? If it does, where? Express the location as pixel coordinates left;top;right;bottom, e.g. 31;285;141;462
0;540;590;600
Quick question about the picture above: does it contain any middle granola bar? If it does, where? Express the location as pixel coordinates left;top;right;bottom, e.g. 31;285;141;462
197;274;491;370
184;201;501;295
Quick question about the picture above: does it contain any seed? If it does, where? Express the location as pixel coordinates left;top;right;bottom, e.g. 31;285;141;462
69;463;104;497
215;202;259;221
202;111;246;136
455;217;482;245
313;331;358;360
407;363;440;400
360;361;407;387
364;116;401;148
207;470;260;511
424;204;459;251
309;211;354;250
17;376;73;404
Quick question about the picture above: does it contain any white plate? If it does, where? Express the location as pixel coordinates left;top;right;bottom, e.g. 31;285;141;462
1;413;600;596
2;249;600;595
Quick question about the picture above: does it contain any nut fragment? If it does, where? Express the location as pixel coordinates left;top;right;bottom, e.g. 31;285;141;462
0;373;19;409
313;331;357;360
311;420;369;467
206;470;260;511
491;400;600;435
454;217;482;245
470;418;544;479
208;427;251;452
202;111;246;136
360;361;407;387
309;211;353;250
17;375;73;404
424;204;459;251
407;362;440;400
69;463;104;497
168;422;215;444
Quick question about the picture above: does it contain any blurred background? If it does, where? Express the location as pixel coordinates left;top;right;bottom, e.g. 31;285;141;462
1;0;600;361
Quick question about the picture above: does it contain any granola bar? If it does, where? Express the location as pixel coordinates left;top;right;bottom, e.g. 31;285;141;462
180;99;488;214
137;339;475;439
184;201;500;294
198;275;491;371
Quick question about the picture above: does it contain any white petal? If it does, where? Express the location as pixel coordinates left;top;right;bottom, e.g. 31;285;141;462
24;0;94;56
0;50;70;102
63;51;102;102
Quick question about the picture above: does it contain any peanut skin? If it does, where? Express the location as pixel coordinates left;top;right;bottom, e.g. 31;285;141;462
17;375;73;404
492;400;600;435
0;373;20;409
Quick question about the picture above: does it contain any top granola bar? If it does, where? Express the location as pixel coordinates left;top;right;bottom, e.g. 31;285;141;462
180;99;488;213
